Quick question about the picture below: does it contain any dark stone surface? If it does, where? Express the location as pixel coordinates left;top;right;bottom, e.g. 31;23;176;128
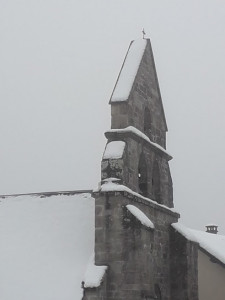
87;191;178;300
170;227;199;300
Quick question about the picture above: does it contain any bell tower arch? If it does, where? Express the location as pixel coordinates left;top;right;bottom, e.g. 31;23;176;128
138;152;148;197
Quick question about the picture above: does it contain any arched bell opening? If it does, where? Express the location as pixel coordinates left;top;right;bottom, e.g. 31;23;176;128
138;153;148;197
152;161;161;203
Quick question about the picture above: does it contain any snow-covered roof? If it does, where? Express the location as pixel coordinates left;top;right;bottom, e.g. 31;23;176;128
205;223;218;227
172;223;225;266
110;39;147;102
126;204;154;229
0;192;95;300
103;141;126;160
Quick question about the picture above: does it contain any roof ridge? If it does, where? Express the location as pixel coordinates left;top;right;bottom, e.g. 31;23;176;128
0;189;92;198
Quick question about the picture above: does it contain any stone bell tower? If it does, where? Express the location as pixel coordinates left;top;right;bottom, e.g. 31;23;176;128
102;39;173;207
83;39;180;300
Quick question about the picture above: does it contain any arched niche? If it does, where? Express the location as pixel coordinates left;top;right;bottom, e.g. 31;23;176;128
138;153;148;197
144;107;151;135
152;161;161;203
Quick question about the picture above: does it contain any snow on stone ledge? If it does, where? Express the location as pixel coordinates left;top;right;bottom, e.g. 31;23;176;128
98;181;178;214
83;255;107;288
111;39;147;102
103;141;126;160
102;177;121;183
172;223;225;265
106;126;171;157
126;204;154;229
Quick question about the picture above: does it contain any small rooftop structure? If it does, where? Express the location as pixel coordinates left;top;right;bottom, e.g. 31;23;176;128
205;224;218;234
172;223;225;266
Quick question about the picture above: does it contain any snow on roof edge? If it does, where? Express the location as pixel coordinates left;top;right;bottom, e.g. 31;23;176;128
172;223;225;266
110;39;147;102
0;190;92;199
95;181;178;215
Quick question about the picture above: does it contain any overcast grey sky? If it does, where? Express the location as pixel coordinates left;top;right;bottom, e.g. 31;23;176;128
1;0;225;233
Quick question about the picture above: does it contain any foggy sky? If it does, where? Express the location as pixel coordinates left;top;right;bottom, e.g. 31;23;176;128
1;1;225;233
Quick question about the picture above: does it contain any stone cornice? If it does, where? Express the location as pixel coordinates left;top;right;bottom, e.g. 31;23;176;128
105;126;172;161
93;182;179;218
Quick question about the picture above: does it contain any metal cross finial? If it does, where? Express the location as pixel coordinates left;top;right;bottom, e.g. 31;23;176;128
142;28;146;39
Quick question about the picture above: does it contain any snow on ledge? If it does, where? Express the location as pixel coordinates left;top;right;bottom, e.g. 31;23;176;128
97;181;178;214
126;205;154;229
83;255;107;288
172;223;225;265
102;178;121;183
111;39;147;102
105;126;171;157
103;141;126;160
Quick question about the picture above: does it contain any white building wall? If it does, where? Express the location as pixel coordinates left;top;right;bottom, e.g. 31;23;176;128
198;250;225;300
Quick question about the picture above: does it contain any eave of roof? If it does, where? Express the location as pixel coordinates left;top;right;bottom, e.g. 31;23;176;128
172;223;225;267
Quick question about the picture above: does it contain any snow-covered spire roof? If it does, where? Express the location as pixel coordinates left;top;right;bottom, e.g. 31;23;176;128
110;39;147;102
109;38;168;131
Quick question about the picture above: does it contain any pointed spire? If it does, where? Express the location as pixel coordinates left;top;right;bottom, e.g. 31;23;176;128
110;39;147;102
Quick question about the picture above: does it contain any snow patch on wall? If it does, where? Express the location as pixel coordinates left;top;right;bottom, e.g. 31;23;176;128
103;141;126;160
111;39;147;102
83;254;107;288
126;204;154;229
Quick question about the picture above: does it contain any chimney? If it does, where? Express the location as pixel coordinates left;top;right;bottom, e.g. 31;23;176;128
205;224;218;234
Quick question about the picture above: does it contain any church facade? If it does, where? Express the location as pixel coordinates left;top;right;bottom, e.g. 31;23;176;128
82;39;198;300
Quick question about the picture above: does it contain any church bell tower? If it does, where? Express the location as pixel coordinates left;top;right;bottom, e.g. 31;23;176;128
83;38;180;300
102;39;173;208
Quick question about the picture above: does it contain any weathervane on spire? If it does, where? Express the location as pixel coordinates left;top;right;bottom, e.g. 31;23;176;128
142;28;146;39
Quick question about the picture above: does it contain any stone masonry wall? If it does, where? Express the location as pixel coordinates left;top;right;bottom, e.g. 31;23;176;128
82;278;107;300
83;191;179;300
170;227;199;300
111;40;167;148
101;134;173;207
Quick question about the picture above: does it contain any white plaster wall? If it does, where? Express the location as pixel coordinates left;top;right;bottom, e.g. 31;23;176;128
198;250;225;300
